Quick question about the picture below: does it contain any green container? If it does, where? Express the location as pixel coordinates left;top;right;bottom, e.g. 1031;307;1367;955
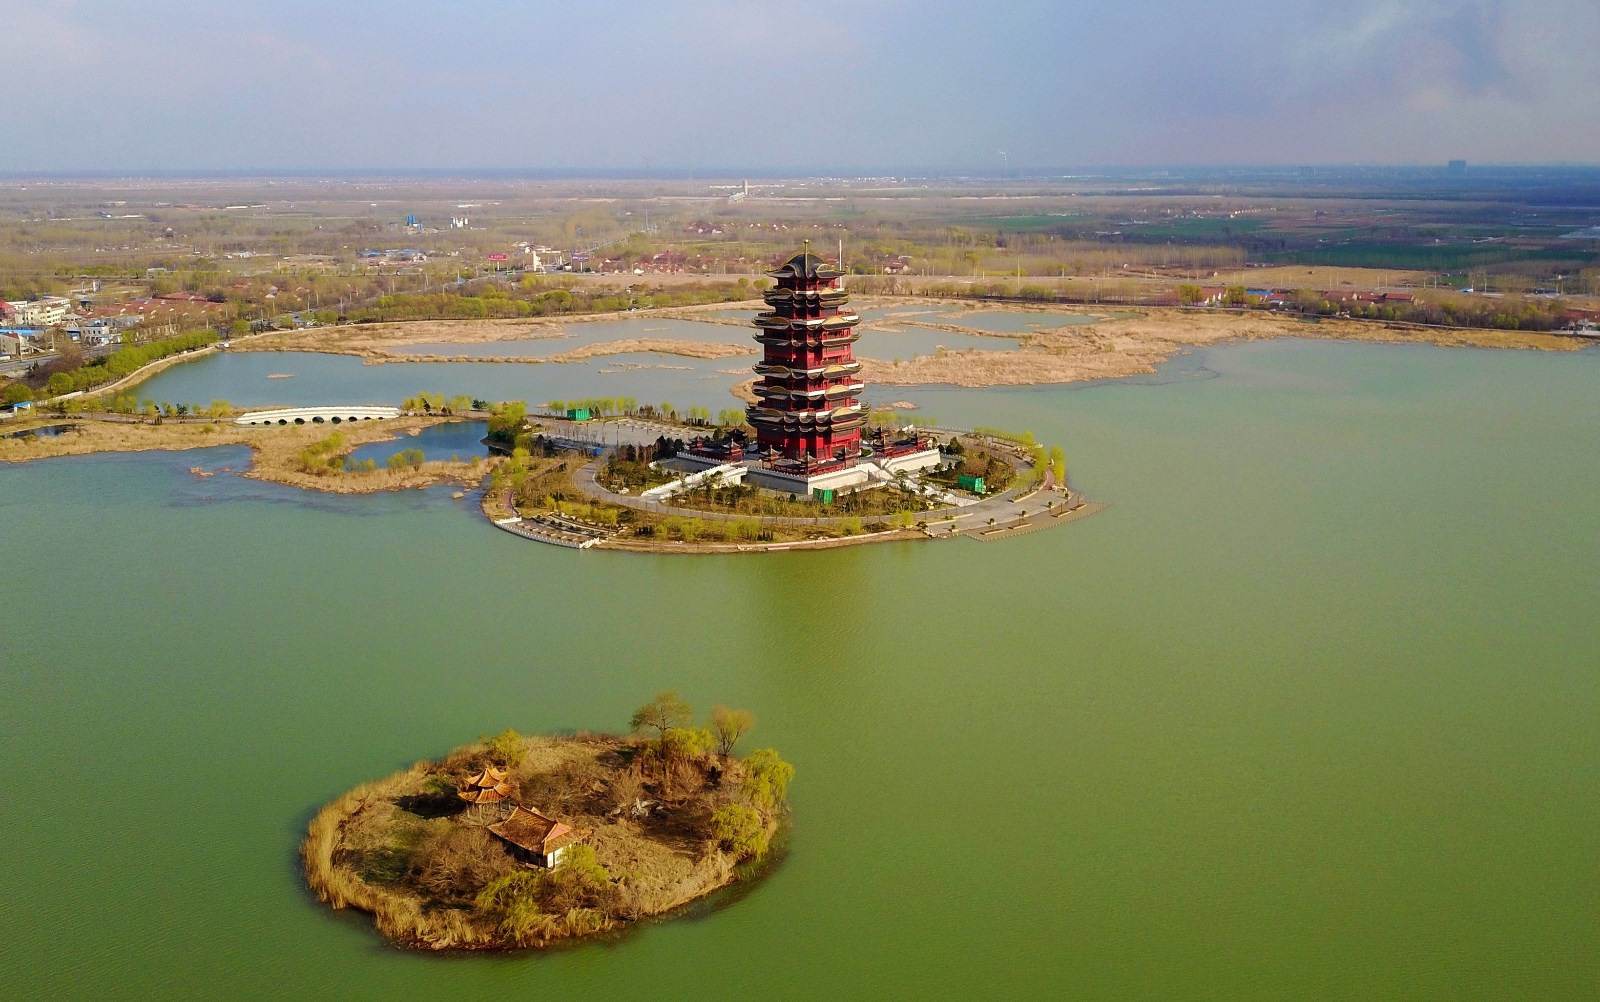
813;488;835;504
958;474;986;494
567;408;592;422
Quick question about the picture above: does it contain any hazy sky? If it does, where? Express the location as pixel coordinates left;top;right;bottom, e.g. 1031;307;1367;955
6;0;1597;171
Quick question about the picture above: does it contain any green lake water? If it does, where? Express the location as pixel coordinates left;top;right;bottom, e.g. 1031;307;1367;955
2;340;1598;999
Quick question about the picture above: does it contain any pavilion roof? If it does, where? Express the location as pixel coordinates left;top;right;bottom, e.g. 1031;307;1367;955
463;764;508;787
458;784;511;804
488;806;581;854
458;764;512;802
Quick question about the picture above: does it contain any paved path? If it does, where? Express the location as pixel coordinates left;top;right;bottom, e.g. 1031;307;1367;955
568;425;1063;532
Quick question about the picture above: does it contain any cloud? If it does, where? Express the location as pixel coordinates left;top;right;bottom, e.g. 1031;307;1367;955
0;0;1594;170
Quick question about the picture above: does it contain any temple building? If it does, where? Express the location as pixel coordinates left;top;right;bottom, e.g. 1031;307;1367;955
745;247;872;492
488;805;582;869
457;764;513;822
672;246;941;495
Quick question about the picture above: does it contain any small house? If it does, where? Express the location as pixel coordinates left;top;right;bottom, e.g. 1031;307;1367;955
487;806;581;869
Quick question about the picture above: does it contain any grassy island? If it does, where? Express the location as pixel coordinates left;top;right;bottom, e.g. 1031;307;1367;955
0;413;493;494
301;695;791;951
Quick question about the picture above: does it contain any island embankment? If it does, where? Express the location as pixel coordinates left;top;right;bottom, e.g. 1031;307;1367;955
856;305;1586;388
0;415;491;494
358;337;754;365
303;719;790;951
242;309;762;365
231;301;1585;392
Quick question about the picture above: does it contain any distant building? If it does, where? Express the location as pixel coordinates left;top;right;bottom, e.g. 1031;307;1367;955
62;319;122;346
0;331;32;356
5;297;71;327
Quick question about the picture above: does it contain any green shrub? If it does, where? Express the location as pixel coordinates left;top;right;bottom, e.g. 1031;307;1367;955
483;728;526;768
709;804;770;859
741;748;795;811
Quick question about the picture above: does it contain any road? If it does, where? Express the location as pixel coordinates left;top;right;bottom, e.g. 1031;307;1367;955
1;342;118;378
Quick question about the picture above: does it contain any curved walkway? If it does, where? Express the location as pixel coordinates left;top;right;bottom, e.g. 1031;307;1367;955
571;447;1058;531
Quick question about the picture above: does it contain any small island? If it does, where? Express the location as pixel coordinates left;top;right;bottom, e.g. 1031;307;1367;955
301;694;791;950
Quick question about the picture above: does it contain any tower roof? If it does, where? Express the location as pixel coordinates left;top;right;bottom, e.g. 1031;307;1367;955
767;250;841;281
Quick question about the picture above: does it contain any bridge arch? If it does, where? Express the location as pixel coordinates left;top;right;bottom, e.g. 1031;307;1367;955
236;406;402;427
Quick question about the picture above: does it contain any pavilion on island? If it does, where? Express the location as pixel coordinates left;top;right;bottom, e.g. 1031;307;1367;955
487;805;583;869
457;765;513;823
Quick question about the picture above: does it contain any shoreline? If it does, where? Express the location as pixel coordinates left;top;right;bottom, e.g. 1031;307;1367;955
0;414;493;494
215;301;1587;395
9;298;1587;410
857;305;1585;389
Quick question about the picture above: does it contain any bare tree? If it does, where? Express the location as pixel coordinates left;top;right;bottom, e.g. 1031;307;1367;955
709;706;755;757
630;692;692;741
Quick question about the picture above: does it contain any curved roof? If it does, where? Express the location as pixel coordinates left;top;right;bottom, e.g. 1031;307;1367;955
459;763;512;802
463;764;508;787
458;784;510;804
766;250;842;281
488;806;581;854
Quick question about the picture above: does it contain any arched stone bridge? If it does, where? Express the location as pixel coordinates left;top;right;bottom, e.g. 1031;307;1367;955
234;406;401;426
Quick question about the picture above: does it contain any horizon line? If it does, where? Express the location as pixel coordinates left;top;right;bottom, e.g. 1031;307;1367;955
4;162;1600;181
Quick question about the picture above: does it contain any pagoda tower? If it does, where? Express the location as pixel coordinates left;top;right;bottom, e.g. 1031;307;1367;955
746;247;867;487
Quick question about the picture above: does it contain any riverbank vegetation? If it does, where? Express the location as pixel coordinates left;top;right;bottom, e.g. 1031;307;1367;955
489;444;929;546
663;472;936;521
300;695;792;950
3;330;218;401
343;276;763;324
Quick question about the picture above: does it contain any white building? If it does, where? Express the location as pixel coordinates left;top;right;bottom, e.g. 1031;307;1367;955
6;297;71;327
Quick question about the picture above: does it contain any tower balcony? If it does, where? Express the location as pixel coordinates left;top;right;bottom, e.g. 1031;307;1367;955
753;311;860;332
752;360;863;380
752;381;865;403
763;287;850;309
754;325;861;347
745;402;866;430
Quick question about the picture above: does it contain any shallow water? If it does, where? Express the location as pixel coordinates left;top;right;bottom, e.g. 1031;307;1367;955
857;327;1019;357
947;309;1100;333
346;421;488;466
133;350;750;414
3;339;1599;999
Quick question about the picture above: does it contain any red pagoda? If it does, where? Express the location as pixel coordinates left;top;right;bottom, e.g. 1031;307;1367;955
746;247;867;488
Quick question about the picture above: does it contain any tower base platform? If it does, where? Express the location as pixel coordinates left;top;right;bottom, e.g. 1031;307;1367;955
743;463;871;494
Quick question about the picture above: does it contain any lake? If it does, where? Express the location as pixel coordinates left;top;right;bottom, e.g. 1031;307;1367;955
346;421;489;466
132;350;752;415
2;339;1598;999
